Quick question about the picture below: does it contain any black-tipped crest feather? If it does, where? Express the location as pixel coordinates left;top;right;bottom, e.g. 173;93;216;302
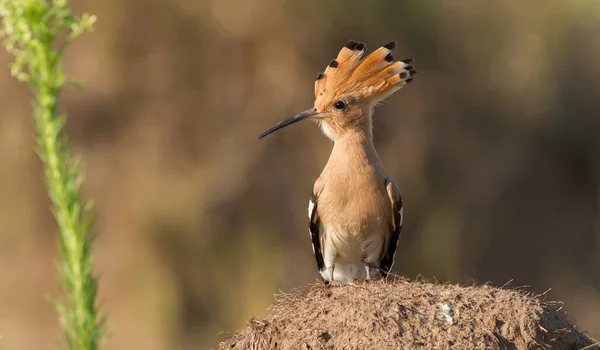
314;40;416;103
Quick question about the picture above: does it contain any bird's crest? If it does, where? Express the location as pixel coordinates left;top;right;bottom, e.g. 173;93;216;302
314;40;415;104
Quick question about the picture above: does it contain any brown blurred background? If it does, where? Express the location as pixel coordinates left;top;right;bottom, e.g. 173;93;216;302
0;0;598;349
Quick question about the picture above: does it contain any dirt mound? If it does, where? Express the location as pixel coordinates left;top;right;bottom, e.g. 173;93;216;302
219;277;597;350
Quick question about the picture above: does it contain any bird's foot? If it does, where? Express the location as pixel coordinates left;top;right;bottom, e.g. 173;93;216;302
364;263;380;283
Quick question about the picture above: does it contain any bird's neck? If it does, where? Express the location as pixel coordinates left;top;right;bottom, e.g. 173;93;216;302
326;127;383;173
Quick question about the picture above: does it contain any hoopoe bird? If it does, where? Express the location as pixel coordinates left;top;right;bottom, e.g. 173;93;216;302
258;40;416;284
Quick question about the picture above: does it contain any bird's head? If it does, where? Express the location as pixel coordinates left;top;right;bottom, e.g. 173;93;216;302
258;40;416;140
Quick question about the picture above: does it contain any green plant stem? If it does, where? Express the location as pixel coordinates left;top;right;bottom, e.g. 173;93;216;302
0;1;103;348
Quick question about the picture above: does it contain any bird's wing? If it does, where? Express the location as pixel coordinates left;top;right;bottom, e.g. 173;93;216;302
380;179;403;276
308;193;325;273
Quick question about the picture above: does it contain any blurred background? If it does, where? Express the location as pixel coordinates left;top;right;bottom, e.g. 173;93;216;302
0;0;598;349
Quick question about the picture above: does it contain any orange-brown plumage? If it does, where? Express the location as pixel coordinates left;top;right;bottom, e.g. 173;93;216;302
258;40;415;284
314;40;415;115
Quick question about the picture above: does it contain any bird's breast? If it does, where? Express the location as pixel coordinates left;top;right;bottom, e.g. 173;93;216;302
318;175;391;242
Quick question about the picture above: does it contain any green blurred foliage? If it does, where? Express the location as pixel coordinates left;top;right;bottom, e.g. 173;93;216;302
0;0;102;348
0;0;598;349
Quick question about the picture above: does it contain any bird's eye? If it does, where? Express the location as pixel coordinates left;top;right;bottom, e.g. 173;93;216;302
334;101;346;110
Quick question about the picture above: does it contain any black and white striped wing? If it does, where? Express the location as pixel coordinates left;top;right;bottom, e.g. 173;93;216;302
380;179;403;276
308;194;325;275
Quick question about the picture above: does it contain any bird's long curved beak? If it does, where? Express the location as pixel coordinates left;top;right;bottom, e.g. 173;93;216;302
257;108;321;139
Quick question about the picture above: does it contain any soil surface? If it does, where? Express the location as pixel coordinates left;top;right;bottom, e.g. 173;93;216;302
219;277;597;350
